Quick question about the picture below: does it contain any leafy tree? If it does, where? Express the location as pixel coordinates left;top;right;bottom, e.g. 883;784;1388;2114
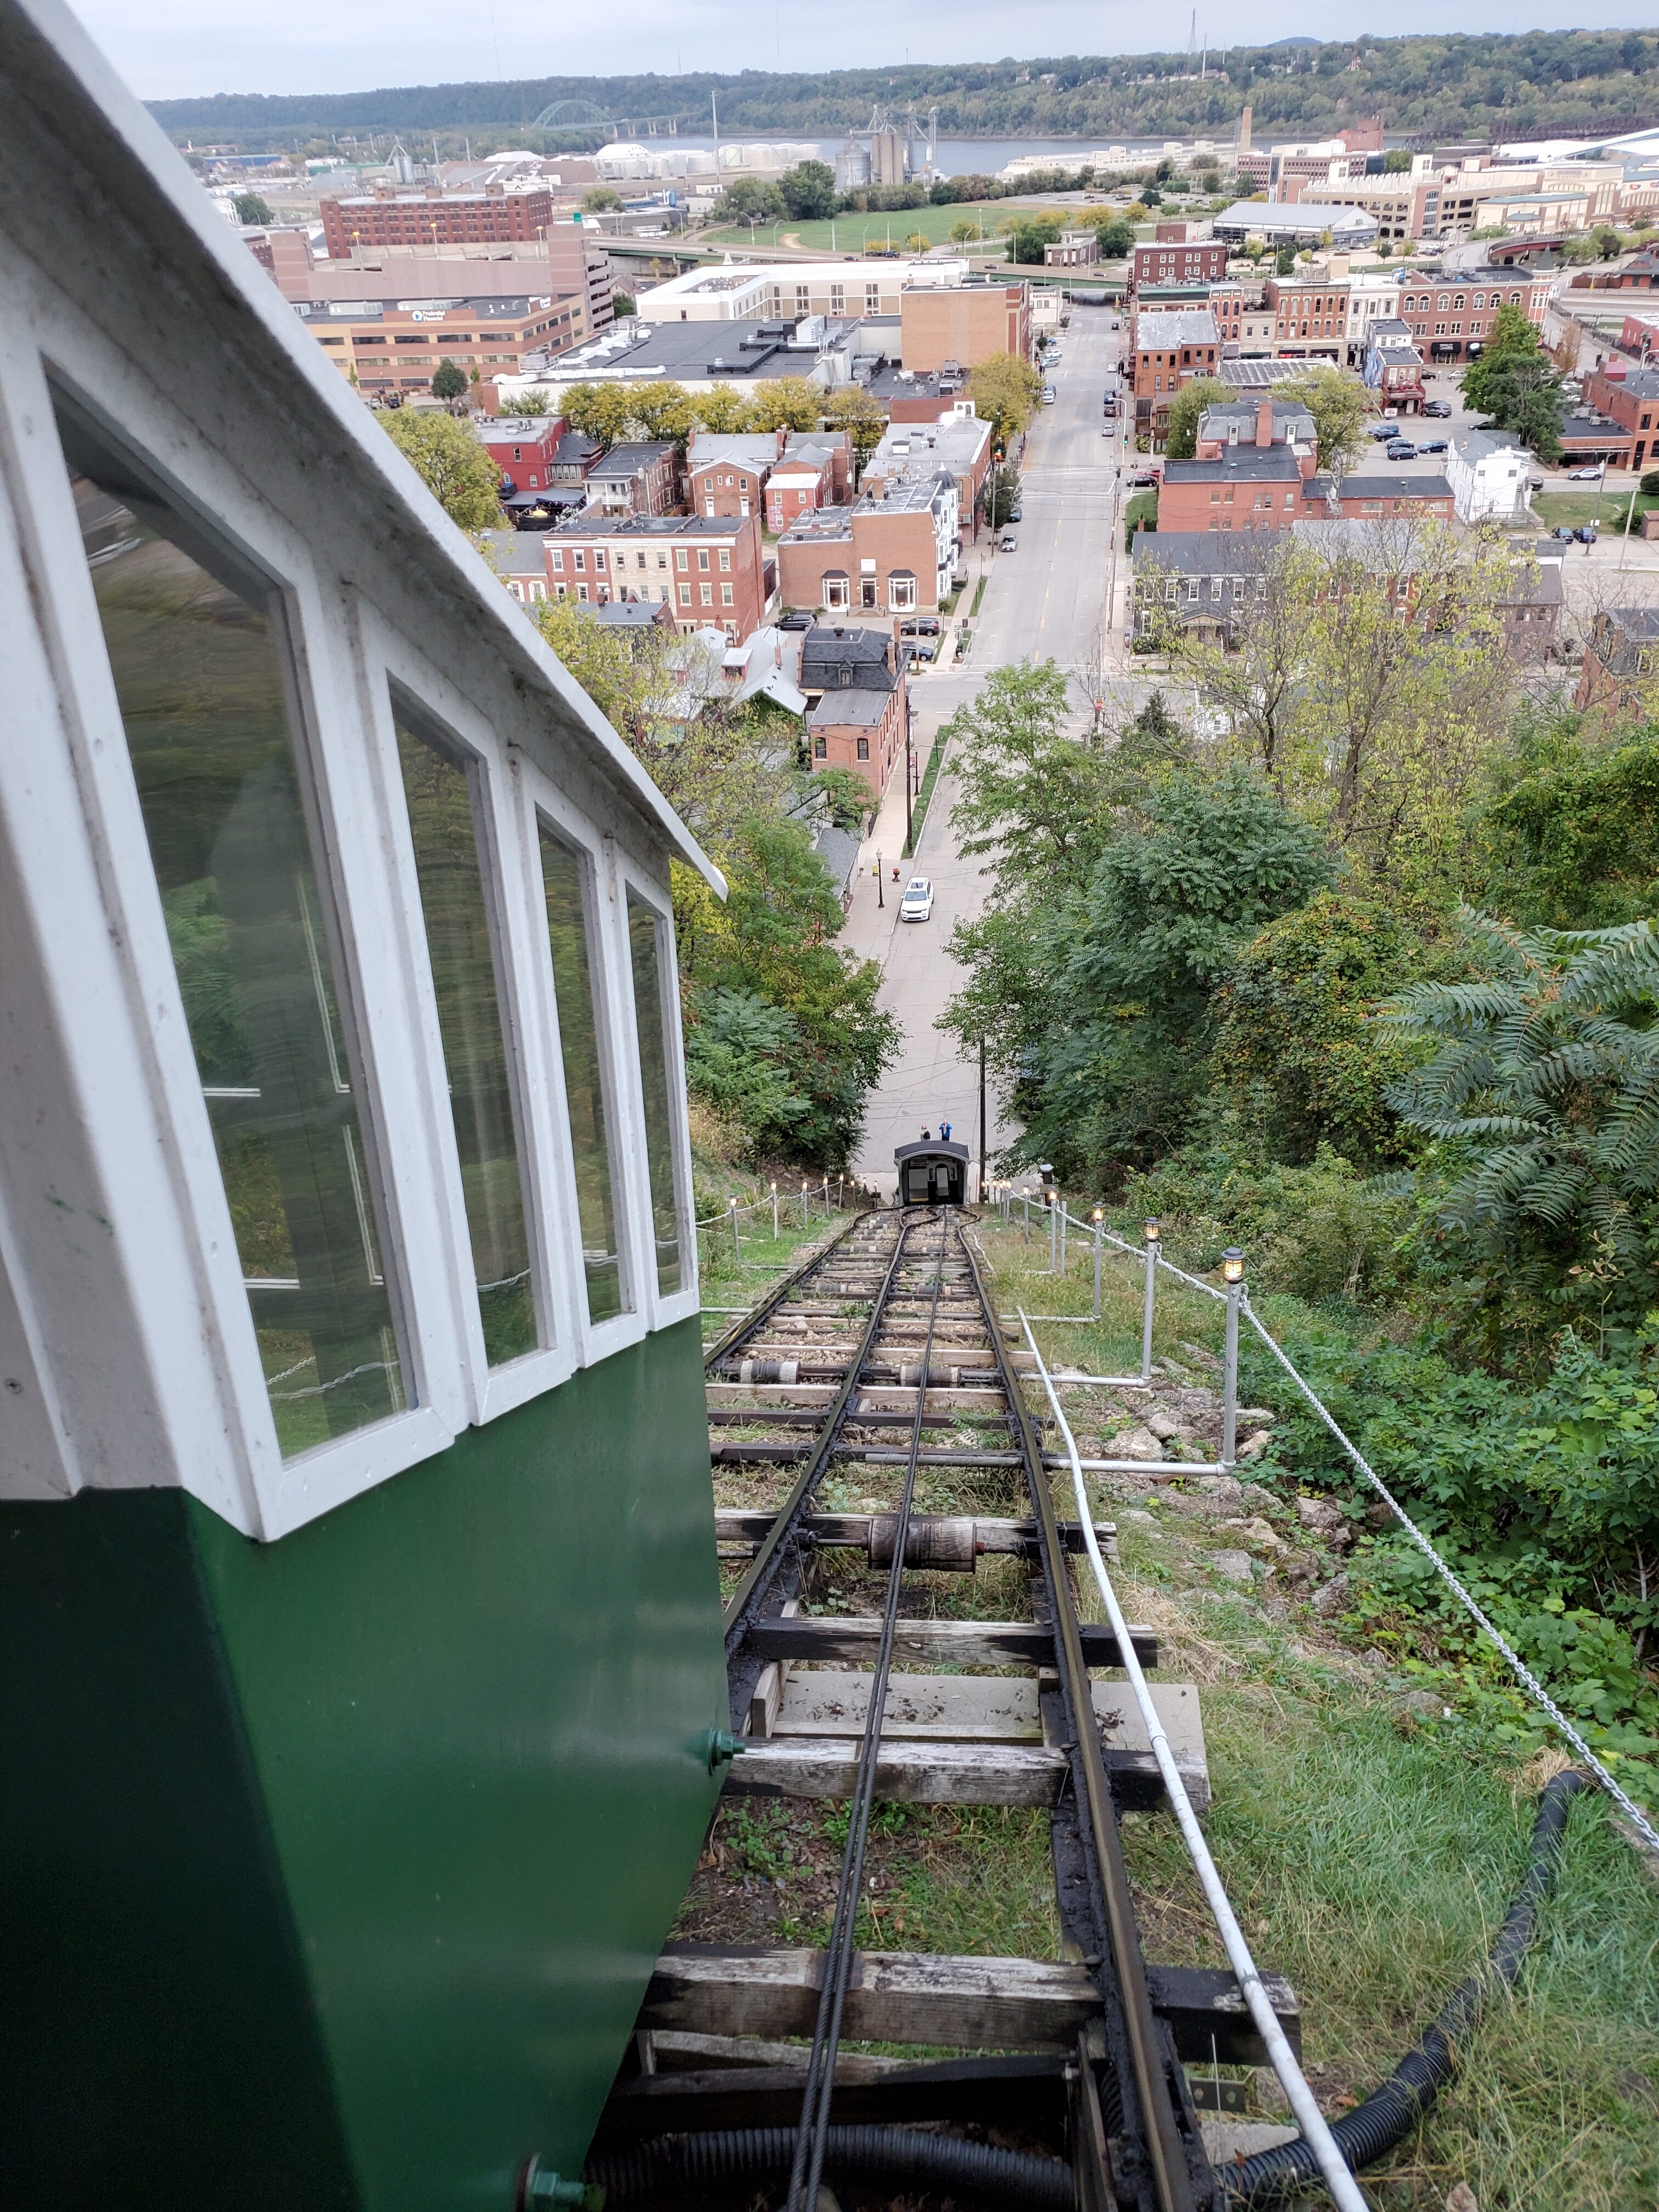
1595;225;1624;261
696;383;751;434
949;218;981;244
675;816;899;1169
631;380;699;447
1163;375;1228;460
1642;469;1659;496
715;177;788;231
1216;892;1433;1167
232;190;274;225
1462;302;1566;463
1091;216;1136;257
1006;212;1065;266
967;352;1045;447
1142;187;1163;208
1279;364;1370;481
985;462;1022;528
430;358;468;404
1276;246;1297;275
943;658;1137;906
820;382;887;472
1474;724;1659;928
745;377;825;433
1380;913;1659;1344
1383;147;1414;172
779;160;838;221
612;290;636;319
512;390;552;416
560;379;639;450
379;408;503;529
947;767;1333;1177
582;186;623;212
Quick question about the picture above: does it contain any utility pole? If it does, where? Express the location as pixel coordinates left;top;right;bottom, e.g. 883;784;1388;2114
978;1039;987;1203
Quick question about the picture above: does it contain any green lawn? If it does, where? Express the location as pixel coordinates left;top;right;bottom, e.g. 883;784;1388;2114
1532;487;1658;533
696;199;1060;255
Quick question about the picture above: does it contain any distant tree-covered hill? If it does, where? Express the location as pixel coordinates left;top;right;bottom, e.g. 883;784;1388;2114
150;31;1659;154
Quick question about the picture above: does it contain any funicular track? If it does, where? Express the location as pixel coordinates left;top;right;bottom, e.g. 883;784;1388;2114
588;1207;1303;2211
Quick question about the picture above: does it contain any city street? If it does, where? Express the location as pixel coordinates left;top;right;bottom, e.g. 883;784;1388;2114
845;307;1122;1190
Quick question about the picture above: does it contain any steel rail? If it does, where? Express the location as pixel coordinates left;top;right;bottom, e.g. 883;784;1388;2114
720;1214;912;1680
959;1229;1200;2212
785;1215;951;2212
702;1211;864;1373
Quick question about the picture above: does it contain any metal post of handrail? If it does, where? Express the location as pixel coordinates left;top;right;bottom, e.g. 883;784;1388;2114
1092;1206;1104;1322
800;1182;809;1228
1048;1186;1059;1274
1141;1217;1159;1382
1221;1249;1244;1468
1023;1188;1031;1241
730;1198;741;1264
1058;1197;1068;1277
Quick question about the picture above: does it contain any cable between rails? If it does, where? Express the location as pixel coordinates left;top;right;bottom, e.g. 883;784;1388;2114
1019;1309;1370;2212
786;1217;950;2212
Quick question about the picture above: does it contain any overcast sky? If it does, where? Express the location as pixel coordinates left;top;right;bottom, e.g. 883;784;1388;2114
70;0;1659;105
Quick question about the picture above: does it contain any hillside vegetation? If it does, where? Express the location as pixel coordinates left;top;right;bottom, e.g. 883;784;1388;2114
153;31;1659;151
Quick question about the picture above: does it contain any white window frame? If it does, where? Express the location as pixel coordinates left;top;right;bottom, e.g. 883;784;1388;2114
14;351;455;1538
357;614;580;1425
511;766;648;1365
611;857;700;1333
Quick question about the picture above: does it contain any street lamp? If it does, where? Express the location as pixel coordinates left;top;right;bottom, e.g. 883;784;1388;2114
1221;1248;1245;1284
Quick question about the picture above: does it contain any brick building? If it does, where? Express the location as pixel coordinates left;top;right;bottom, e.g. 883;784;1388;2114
900;281;1031;372
478;415;567;494
1582;362;1659;468
583;441;681;517
1391;267;1550;365
1043;234;1100;268
1576;605;1659;713
1130;239;1228;296
686;432;781;518
251;225;612;341
293;295;580;399
1129;307;1221;444
321;187;556;258
1362;320;1427;413
1263;274;1351;360
778;481;956;622
863;411;992;543
542;512;768;640
1207;281;1277;356
806;681;907;799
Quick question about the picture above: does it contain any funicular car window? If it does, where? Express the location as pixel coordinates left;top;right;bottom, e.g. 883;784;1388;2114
61;430;407;1455
538;826;627;1324
393;702;540;1365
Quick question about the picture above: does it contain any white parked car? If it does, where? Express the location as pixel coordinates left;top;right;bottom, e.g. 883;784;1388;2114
900;877;935;922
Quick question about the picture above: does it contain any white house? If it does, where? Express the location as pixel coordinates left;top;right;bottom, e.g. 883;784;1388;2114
1446;428;1534;524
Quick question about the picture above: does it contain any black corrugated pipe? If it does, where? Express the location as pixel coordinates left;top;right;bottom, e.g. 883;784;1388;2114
584;2123;1074;2207
1222;1770;1588;2204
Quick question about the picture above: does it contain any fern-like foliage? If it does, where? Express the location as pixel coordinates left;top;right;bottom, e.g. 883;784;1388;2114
1377;913;1659;1294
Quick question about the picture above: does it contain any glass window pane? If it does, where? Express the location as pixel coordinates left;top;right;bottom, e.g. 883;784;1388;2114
65;458;406;1456
538;828;625;1324
394;712;538;1366
627;894;682;1297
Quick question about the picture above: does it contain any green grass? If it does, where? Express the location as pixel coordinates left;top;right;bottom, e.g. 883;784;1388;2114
904;731;950;857
1532;487;1657;533
970;1215;1659;2207
696;199;1051;255
969;575;988;618
1125;488;1158;550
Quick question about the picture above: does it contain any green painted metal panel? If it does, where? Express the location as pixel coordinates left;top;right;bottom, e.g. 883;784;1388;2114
192;1315;726;2212
0;1487;359;2211
1;1317;725;2212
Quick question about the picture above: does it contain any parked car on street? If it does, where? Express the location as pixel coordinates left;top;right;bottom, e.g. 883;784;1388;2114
1576;525;1598;543
1128;467;1161;487
900;877;935;922
999;532;1018;551
1424;399;1452;417
1041;387;1057;405
1386;441;1417;459
900;617;941;636
1568;465;1605;481
1419;438;1448;453
1008;504;1023;522
1553;525;1576;540
1369;422;1396;440
778;608;813;629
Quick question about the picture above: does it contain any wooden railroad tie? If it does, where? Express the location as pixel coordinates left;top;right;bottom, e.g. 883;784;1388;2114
638;1945;1299;2065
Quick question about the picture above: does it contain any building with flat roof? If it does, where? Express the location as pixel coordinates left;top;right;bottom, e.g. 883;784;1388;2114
863;411;992;541
294;294;580;398
320;187;557;257
584;441;681;518
635;258;967;324
495;317;857;413
777;469;958;622
900;281;1031;371
1213;201;1378;247
1130;307;1221;444
541;512;769;640
686;432;783;519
